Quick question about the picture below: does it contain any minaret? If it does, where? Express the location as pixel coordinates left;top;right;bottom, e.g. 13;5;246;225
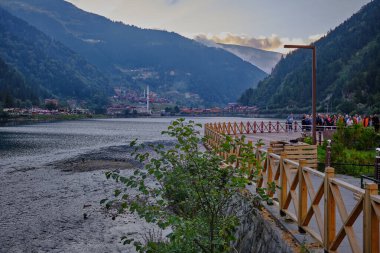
146;85;150;114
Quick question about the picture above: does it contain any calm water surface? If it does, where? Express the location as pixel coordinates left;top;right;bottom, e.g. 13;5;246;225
0;117;276;170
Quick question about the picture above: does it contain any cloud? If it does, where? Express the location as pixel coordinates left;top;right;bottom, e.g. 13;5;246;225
194;33;325;53
195;33;282;51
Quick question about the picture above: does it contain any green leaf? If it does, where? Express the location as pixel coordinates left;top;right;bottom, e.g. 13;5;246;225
114;189;121;197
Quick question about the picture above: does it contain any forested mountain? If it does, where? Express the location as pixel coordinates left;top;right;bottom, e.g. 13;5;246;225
0;57;39;107
239;0;380;114
0;0;267;105
0;7;110;109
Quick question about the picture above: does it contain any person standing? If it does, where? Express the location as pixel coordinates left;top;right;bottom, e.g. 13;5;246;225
286;113;294;132
373;114;379;132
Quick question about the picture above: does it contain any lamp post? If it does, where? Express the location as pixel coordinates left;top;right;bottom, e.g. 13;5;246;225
284;44;317;145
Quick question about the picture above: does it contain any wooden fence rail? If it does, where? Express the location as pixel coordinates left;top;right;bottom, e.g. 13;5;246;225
204;122;380;253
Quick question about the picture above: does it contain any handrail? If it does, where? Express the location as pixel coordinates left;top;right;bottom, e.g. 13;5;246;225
205;121;337;136
204;121;380;253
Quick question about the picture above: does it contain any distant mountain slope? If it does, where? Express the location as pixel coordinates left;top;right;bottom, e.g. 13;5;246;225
0;57;39;107
0;0;267;105
239;0;380;114
217;43;282;74
0;7;110;108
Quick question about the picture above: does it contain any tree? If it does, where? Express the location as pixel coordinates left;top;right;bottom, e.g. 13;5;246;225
103;119;270;252
45;102;58;111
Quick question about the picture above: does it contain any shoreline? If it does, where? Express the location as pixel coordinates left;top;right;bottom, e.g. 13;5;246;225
0;141;174;253
0;113;286;127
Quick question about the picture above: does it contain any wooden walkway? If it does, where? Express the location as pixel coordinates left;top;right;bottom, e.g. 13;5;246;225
204;121;380;253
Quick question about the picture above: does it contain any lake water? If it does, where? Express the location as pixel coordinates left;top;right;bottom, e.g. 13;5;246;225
1;117;277;253
0;117;279;171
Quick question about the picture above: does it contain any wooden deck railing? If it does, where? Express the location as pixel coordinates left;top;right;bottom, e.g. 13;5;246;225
204;122;380;253
205;121;300;134
205;121;337;135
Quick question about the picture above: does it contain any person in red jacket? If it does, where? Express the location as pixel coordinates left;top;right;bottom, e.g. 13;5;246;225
363;115;369;127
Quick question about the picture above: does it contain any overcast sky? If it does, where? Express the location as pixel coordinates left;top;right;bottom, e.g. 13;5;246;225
66;0;371;53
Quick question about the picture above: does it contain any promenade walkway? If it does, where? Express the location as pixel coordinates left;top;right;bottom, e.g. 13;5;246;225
242;129;364;252
204;121;380;253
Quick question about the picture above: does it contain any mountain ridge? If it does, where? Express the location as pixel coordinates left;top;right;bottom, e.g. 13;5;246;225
239;0;380;114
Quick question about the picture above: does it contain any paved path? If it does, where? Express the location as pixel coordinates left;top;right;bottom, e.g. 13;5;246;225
241;132;364;252
243;131;304;146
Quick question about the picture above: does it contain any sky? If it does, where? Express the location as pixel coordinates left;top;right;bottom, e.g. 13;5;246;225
66;0;371;53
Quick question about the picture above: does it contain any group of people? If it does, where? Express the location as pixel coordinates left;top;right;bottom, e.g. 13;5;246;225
286;113;380;132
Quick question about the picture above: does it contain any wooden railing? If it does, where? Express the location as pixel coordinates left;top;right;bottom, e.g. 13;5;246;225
205;121;300;134
204;122;380;253
205;121;337;136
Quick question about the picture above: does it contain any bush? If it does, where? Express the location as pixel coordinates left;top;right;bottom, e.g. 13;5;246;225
333;123;379;150
318;124;378;176
102;119;268;252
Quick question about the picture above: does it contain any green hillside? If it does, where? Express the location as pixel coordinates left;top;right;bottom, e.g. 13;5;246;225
0;57;39;108
0;7;110;109
239;0;380;114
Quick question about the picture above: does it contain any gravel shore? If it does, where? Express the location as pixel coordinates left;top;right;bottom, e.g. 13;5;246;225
0;141;174;253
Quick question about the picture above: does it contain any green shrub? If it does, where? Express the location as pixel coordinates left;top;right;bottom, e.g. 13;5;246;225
318;124;378;176
102;119;268;253
333;123;379;150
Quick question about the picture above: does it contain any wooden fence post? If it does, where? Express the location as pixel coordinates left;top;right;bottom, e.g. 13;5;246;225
267;148;274;197
324;167;335;252
279;152;288;216
363;183;379;253
255;149;263;188
298;160;308;233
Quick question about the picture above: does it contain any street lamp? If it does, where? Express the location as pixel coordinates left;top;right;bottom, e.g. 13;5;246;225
284;44;317;145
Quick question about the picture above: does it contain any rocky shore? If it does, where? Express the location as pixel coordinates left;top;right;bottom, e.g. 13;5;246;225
0;141;174;253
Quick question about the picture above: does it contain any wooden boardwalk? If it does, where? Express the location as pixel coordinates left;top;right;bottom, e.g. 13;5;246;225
204;121;380;253
243;131;303;146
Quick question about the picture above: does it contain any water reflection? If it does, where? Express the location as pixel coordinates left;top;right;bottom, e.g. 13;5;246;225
0;117;274;169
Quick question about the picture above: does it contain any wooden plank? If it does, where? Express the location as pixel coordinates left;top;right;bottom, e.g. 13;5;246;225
279;153;288;213
283;163;299;215
371;200;380;218
370;195;380;204
324;167;335;251
303;173;324;237
364;183;379;253
330;199;364;252
298;160;308;230
283;159;299;167
329;183;361;253
331;178;365;195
